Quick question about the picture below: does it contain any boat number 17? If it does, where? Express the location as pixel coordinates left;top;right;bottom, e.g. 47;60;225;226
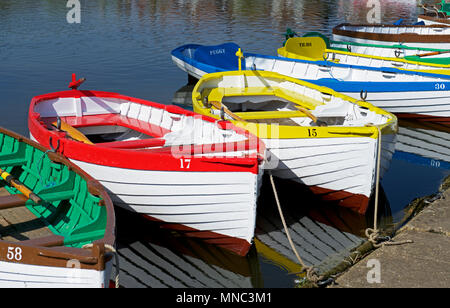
180;159;191;169
435;83;446;90
6;246;22;261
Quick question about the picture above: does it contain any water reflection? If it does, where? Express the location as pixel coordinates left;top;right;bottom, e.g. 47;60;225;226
2;0;450;288
394;120;450;170
116;207;262;288
115;174;393;288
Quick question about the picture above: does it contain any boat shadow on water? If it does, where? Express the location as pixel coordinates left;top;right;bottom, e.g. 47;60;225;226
114;173;394;288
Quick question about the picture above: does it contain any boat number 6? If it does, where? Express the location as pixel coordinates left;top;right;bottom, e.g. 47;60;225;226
6;246;22;261
435;83;446;90
180;158;191;169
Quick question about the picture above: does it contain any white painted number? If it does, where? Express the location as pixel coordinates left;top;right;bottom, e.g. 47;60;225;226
6;247;22;261
435;83;446;90
431;160;441;168
66;0;81;24
180;159;191;169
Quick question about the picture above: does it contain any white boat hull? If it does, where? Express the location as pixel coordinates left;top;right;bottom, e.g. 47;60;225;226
332;34;450;49
68;158;262;255
331;42;450;60
0;259;112;288
262;134;395;213
243;55;450;118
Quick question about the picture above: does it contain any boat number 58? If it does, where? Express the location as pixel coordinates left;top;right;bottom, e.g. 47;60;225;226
6;246;22;261
435;83;446;90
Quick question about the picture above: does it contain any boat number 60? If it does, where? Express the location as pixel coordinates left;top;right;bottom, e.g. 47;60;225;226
6;246;22;261
435;83;446;90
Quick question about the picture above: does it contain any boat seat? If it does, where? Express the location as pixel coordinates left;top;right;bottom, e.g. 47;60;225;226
0;194;28;210
20;234;65;247
41;114;171;139
207;86;324;111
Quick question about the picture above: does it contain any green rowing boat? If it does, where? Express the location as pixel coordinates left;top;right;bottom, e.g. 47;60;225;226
283;29;450;65
0;127;116;287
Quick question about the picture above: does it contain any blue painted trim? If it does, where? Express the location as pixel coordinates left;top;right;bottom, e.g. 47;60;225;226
171;44;450;93
393;151;450;169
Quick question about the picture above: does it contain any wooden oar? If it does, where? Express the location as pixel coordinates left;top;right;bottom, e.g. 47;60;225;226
209;101;246;122
292;105;327;126
415;50;450;58
0;168;42;204
52;119;94;145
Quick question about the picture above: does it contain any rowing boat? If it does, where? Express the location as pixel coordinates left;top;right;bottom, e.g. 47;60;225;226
28;75;265;256
418;13;450;26
277;36;450;73
296;31;450;65
171;43;450;121
191;70;397;214
0;126;115;287
332;23;450;49
418;0;450;25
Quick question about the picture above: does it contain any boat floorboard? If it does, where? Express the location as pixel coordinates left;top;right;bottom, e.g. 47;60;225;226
245;118;301;126
0;188;53;242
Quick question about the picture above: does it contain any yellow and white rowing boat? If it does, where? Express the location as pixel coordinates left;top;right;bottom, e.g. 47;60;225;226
278;36;450;75
192;70;398;214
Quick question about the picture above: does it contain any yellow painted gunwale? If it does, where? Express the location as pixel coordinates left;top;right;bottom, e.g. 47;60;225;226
192;70;398;140
278;45;450;75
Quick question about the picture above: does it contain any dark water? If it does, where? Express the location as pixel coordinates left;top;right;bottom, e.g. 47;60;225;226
1;0;449;288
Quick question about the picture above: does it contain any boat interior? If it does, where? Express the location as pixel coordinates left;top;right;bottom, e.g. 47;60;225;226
197;76;389;127
0;131;107;248
34;95;252;154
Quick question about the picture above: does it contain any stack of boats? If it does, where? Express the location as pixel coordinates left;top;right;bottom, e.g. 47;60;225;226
2;5;450;287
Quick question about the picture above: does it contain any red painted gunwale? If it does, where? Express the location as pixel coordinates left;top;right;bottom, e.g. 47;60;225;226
29;90;265;174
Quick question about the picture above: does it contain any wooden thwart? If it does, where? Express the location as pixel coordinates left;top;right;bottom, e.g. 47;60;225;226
0;194;28;210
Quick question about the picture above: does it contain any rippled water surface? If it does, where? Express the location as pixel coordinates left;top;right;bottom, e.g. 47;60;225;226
1;0;449;288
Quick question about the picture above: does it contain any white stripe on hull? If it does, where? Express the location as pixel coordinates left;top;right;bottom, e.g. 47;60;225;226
0;260;111;288
69;159;260;244
331;43;450;59
172;56;206;80
320;52;450;71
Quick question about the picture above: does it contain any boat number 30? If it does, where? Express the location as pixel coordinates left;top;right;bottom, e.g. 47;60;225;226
6;246;22;261
435;83;446;90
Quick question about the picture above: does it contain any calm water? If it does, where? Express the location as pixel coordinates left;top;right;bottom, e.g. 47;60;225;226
1;0;449;288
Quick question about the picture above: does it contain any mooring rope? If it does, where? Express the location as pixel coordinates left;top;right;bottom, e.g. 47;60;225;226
268;171;323;283
83;243;120;288
365;125;412;248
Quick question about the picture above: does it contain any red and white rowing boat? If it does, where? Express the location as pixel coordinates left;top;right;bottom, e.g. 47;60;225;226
28;75;265;256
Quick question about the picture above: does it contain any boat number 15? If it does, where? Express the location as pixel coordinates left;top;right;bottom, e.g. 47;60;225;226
308;129;318;137
435;83;446;90
6;246;22;261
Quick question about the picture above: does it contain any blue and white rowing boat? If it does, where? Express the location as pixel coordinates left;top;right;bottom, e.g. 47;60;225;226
171;43;450;122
